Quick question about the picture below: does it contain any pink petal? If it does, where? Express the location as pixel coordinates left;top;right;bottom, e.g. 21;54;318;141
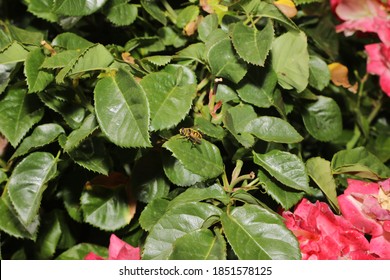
370;233;390;259
379;70;390;97
379;178;390;192
344;178;379;195
85;252;104;260
108;234;141;260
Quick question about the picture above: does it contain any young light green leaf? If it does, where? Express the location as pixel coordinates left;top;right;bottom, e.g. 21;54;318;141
140;66;196;131
221;204;301;259
169;229;226;260
94;69;151;147
205;29;247;83
309;55;330;91
253;150;313;193
271;31;309;92
54;0;109;16
231;21;274;66
24;48;54;93
257;170;304;210
8;152;58;226
170;184;229;207
142;202;222;259
11;123;65;160
331;147;390;180
306;157;340;212
244;116;303;143
254;1;298;31
80;185;133;231
141;0;167;25
0;193;40;240
105;2;138;26
0;41;30;64
302;96;342;141
163;136;224;180
0;87;44;147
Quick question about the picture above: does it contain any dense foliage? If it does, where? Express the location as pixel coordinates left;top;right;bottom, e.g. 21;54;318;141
0;0;389;260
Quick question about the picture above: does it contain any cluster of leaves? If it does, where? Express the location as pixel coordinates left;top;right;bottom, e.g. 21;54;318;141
0;0;389;260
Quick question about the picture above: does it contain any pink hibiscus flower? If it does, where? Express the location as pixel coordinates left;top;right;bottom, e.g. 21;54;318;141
85;234;141;260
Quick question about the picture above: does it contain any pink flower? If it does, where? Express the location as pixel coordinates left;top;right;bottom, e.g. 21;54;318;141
85;234;141;260
365;43;390;97
338;178;390;259
282;198;375;259
332;0;390;45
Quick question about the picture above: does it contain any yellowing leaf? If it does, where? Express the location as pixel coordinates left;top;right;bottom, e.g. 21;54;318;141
274;0;297;18
328;62;357;93
200;0;228;23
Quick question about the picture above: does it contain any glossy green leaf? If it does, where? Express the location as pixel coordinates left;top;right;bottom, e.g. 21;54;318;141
141;0;167;25
309;55;330;90
231;21;273;66
244;116;303;143
253;150;313;193
142;201;222;259
205;29;247;83
254;1;298;31
306;157;340;212
105;2;137;26
8;152;58;225
194;117;227;140
170;184;229;207
56;243;107;260
24;46;54;93
80;185;133;231
271;31;309;92
221;204;301;260
331;147;390;180
11;123;65;160
94;68;151;147
139;198;170;232
0;41;29;64
169;229;226;260
34;211;63;259
0;63;15;95
63;114;98;152
163;136;224;180
0;193;40;240
52;32;94;50
0;87;44;147
140;66;196;131
237;67;278;108
302;96;342;141
54;0;109;16
257;169;304;210
224;104;257;148
27;0;59;22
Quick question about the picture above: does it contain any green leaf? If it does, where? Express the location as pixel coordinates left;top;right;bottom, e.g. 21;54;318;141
11;123;65;160
24;48;54;93
176;43;205;63
41;50;80;69
231;21;274;66
254;1;298;31
294;0;322;4
257;170;304;210
162;153;206;186
0;193;40;240
308;55;330;91
163;136;224;180
52;32;94;50
194;117;227;140
302;96;342;141
205;29;247;83
237;66;278;108
94;68;151;147
221;204;301;259
105;3;138;26
140;66;196;131
176;5;199;28
253;150;313;193
54;0;109;16
8;152;58;225
80;185;133;231
27;0;59;22
306;157;340;212
198;14;218;42
224;104;257;148
139;198;170;232
63;114;98;152
7;24;44;45
244;116;303;143
271;31;309;92
56;243;108;260
34;211;63;259
142;202;222;259
56;44;114;83
141;0;167;25
142;55;172;66
169;229;226;260
331;147;390;180
0;63;15;95
170;184;230;207
0;41;30;64
0;87;44;147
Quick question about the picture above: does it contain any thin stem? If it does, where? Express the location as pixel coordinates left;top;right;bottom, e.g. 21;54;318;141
161;0;177;24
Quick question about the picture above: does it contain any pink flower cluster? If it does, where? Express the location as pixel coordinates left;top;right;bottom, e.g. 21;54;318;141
283;178;390;259
331;0;390;97
85;234;141;260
